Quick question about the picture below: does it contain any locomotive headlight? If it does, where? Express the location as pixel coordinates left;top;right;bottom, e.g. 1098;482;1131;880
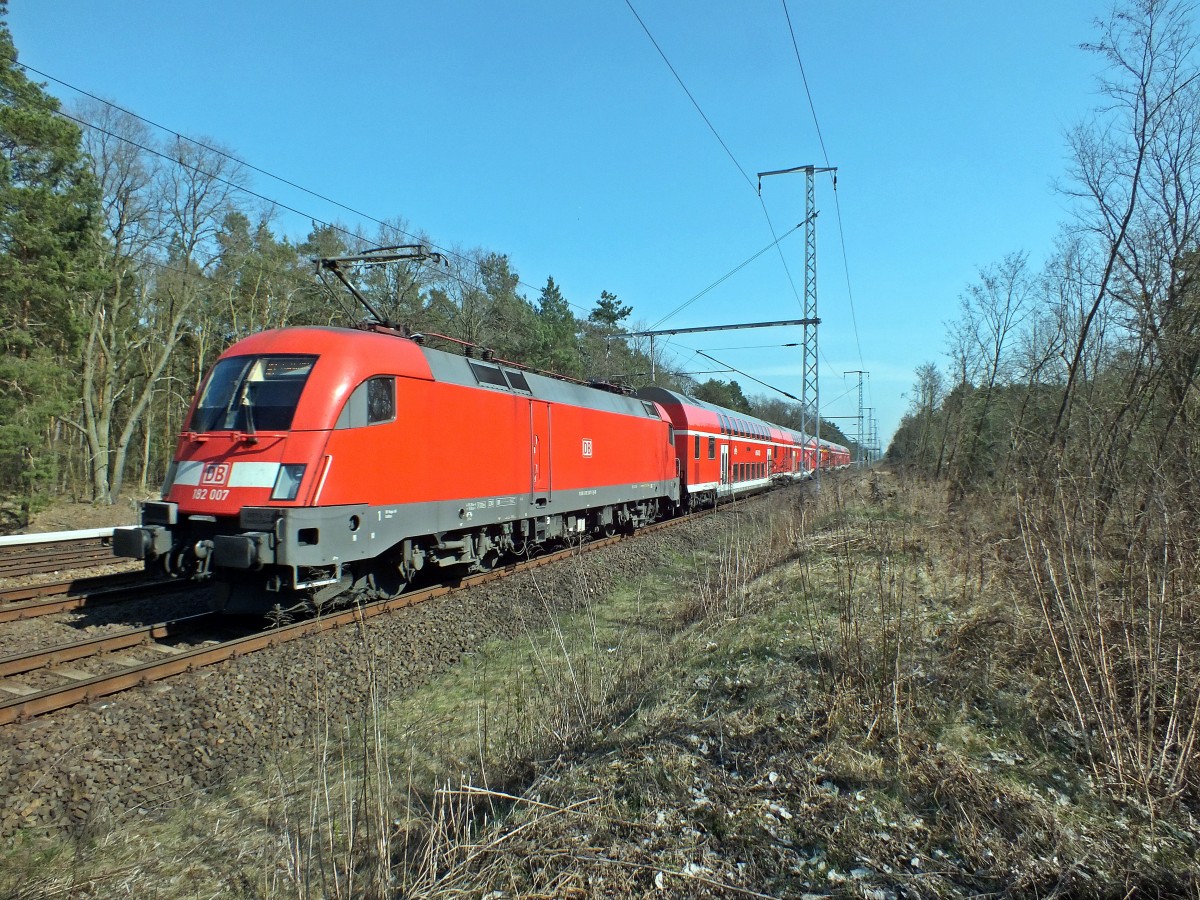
271;463;306;501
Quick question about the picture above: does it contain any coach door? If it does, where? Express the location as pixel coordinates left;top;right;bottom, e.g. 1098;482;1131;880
720;444;729;486
531;401;552;505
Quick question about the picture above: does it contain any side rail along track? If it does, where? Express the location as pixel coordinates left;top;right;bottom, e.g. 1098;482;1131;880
0;500;747;727
0;573;190;622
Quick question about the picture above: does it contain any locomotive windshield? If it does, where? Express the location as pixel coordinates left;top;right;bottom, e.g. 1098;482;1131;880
189;355;317;433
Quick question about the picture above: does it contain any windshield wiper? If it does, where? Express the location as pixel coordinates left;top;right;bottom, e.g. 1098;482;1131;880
239;382;258;438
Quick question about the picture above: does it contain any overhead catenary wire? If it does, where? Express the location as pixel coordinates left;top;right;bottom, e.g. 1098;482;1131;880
780;0;865;380
623;1;803;315
691;348;799;402
43;101;610;331
18;43;868;427
29;52;813;347
649;223;802;330
621;4;856;435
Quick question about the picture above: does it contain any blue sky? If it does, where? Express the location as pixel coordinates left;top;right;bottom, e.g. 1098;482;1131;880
10;1;1104;446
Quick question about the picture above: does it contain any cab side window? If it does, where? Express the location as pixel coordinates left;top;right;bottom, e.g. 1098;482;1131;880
367;377;395;423
337;376;396;429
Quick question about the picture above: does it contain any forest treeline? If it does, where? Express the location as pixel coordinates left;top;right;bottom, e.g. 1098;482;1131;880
888;1;1200;807
0;8;849;523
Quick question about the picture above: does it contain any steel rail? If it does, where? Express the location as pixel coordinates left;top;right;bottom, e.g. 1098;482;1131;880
0;613;218;678
0;534;121;579
0;572;161;605
0;578;192;623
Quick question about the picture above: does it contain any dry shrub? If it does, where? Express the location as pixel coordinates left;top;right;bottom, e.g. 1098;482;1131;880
1017;477;1200;808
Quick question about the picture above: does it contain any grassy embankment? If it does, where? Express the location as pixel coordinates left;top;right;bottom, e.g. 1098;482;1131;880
4;471;1197;898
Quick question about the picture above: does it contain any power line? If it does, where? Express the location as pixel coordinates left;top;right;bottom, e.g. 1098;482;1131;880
28;49;812;343
622;1;756;192
779;0;864;371
704;342;799;351
649;223;802;330
16;46;850;400
53;103;612;326
622;2;803;316
780;0;831;166
692;349;799;402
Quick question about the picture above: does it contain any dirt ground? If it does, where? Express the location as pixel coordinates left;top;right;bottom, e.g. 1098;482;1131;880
2;495;147;536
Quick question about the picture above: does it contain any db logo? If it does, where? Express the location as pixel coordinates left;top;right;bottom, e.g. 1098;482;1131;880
201;463;230;486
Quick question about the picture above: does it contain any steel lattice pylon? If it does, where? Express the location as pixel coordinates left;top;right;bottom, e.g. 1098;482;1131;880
757;163;835;479
802;167;819;475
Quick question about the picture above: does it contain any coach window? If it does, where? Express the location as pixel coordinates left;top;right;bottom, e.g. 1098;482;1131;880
708;436;715;459
694;435;700;459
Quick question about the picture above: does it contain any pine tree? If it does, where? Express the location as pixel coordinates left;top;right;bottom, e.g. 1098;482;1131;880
588;289;632;328
0;2;102;518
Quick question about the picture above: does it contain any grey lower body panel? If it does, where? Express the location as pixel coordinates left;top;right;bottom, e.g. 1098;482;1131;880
117;480;680;604
255;479;677;568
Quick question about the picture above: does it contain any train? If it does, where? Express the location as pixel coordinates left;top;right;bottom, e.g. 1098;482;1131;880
114;323;850;614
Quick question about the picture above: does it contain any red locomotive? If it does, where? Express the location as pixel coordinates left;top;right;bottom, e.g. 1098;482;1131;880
115;324;849;613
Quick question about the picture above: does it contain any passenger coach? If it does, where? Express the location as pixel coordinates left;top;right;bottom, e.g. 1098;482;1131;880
637;387;848;510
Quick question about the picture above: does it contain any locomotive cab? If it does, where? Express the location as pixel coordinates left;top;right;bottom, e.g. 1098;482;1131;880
113;350;340;602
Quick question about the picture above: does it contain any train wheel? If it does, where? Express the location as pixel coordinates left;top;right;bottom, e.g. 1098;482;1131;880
368;566;406;599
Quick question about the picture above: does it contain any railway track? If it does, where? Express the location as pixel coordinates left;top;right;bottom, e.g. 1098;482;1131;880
0;514;692;727
0;528;126;578
0;613;226;693
0;573;192;623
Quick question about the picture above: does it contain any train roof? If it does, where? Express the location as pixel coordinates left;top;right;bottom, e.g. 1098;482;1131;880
637;386;844;449
210;326;667;428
